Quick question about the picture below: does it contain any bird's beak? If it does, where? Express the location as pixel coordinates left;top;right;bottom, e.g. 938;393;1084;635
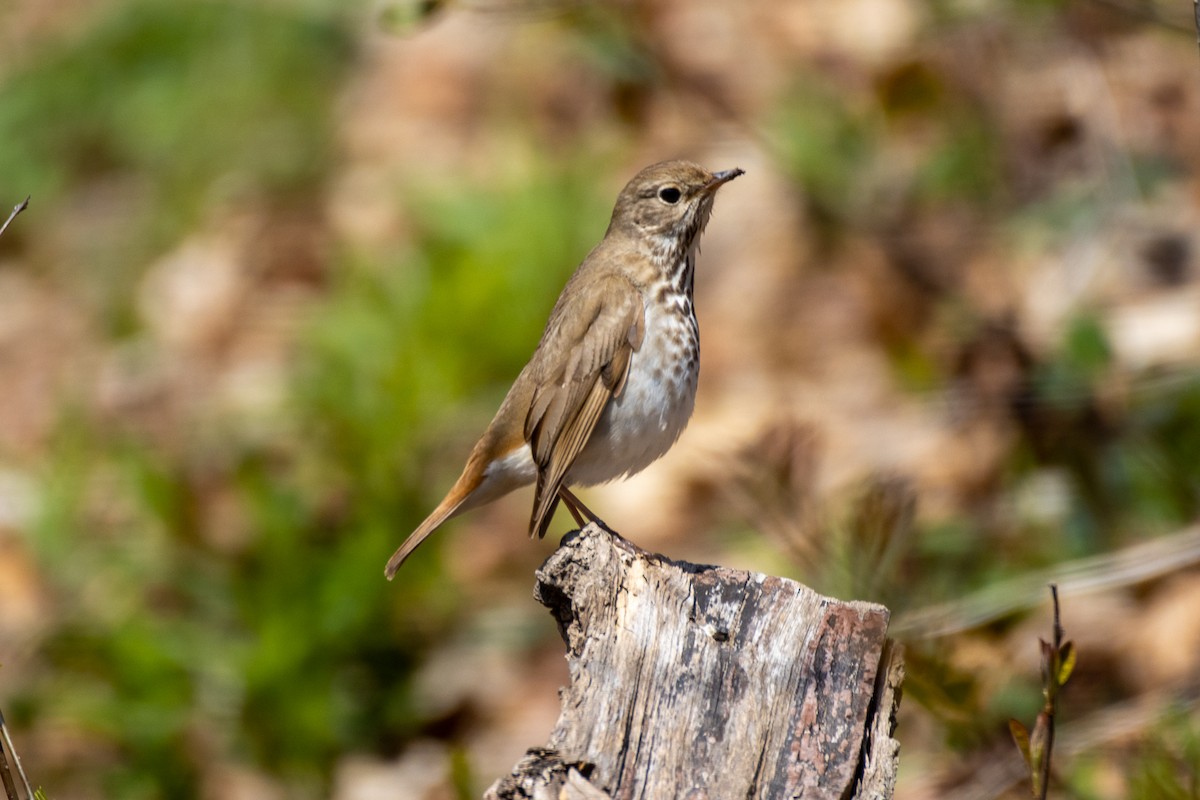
704;168;744;192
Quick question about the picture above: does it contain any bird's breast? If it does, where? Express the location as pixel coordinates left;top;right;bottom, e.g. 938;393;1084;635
568;287;699;486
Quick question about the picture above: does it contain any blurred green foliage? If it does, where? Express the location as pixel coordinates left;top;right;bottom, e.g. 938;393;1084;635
0;0;350;203
377;0;447;35
771;67;1001;237
1065;708;1200;799
1126;709;1200;799
0;0;354;330
772;77;879;230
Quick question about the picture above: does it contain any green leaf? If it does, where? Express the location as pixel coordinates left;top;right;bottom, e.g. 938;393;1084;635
1063;313;1112;376
378;0;444;34
1057;640;1076;686
1009;719;1032;768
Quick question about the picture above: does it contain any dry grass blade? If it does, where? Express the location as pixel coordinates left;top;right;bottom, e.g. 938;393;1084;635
0;196;35;800
722;419;824;569
0;738;18;800
894;524;1200;638
0;709;35;800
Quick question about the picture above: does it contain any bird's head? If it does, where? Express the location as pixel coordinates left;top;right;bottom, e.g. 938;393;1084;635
608;160;743;252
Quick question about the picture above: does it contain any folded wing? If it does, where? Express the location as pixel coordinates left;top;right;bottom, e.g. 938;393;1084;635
524;274;645;539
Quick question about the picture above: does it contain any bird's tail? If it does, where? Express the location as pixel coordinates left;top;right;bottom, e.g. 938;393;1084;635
385;485;471;580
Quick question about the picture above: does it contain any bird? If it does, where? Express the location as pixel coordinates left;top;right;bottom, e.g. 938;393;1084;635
385;159;743;579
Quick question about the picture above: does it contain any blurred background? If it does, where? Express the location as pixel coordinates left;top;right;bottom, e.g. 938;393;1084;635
1;0;1199;797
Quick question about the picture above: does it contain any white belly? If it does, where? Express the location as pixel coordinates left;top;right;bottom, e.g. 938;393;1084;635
567;302;698;486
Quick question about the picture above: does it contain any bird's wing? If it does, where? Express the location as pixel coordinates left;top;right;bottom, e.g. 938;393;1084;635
524;274;645;539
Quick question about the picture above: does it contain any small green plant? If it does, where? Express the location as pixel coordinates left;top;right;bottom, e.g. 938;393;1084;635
1009;584;1076;799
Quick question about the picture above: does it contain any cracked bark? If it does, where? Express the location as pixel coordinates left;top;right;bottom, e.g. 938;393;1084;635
485;524;902;800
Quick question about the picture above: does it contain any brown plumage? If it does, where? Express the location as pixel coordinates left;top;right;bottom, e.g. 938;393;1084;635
385;160;742;579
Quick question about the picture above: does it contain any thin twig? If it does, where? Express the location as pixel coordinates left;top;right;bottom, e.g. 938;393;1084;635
1195;0;1200;60
1037;585;1063;800
0;197;29;240
1005;586;1073;799
0;712;33;800
0;733;19;800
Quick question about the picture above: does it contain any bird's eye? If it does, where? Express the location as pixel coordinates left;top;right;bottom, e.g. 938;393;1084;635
658;186;682;204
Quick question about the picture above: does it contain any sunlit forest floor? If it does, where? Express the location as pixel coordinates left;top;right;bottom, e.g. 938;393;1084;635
1;0;1199;797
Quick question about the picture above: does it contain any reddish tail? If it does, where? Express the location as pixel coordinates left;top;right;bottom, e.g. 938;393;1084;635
385;479;476;579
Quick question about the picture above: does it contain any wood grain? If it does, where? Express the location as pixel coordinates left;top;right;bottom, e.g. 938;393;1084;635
486;524;902;800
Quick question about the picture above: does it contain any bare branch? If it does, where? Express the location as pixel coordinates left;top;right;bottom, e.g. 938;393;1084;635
0;197;30;240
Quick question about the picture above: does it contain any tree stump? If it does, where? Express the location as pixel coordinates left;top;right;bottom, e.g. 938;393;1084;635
485;524;902;800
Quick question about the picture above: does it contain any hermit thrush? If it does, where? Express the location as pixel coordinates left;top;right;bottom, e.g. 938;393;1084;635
385;160;743;578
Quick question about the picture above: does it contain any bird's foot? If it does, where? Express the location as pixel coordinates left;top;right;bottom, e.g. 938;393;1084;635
558;487;615;533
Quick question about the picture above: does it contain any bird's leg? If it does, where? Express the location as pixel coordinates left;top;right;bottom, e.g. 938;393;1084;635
559;488;588;526
558;487;610;531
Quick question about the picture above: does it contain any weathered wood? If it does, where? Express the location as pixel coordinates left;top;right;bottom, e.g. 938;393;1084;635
485;524;902;800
